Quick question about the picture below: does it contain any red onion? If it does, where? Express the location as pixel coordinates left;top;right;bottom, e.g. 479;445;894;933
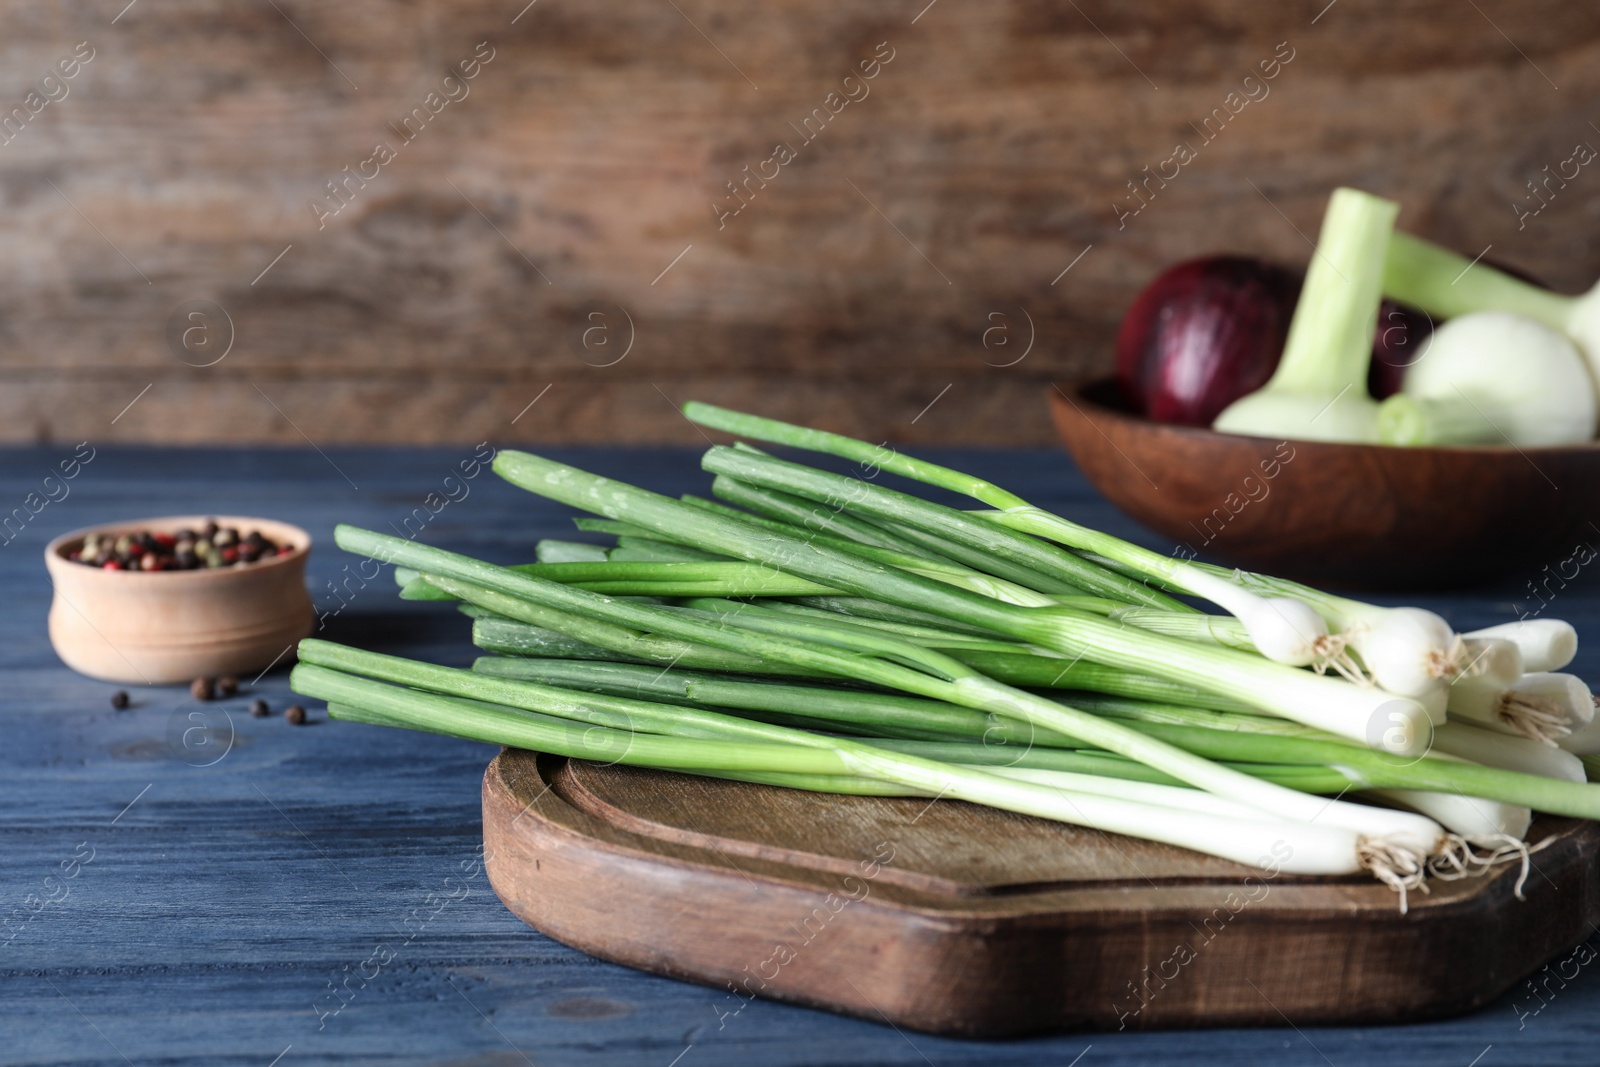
1368;300;1433;400
1116;257;1438;420
1115;256;1301;426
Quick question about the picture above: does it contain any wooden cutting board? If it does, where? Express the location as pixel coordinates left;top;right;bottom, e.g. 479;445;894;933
481;750;1600;1036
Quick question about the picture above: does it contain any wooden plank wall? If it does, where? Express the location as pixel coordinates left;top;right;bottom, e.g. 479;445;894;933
3;0;1599;445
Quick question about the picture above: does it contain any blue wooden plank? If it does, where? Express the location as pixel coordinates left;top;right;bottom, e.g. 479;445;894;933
2;444;1599;1066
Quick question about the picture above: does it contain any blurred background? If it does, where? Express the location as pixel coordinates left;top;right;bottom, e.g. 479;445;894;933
5;0;1598;446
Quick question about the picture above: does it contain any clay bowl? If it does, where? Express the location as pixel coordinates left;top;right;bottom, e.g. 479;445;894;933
1049;378;1600;590
45;515;314;684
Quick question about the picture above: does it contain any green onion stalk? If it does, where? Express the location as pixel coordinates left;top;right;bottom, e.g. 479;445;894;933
1211;188;1395;442
489;451;1435;753
468;607;1261;713
293;648;1388;877
697;478;1085;600
407;560;840;599
682;399;1471;700
324;524;1449;874
1383;229;1600;388
686;409;1350;676
462;653;1600;825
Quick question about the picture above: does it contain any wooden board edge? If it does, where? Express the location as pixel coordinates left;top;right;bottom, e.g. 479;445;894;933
481;751;1600;1036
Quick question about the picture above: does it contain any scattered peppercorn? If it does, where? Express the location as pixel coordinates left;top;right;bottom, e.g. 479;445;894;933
110;690;130;710
216;675;239;697
284;704;307;725
190;676;215;701
250;698;270;717
68;520;290;572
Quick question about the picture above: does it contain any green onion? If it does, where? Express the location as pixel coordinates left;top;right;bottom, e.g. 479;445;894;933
787;595;1006;637
943;650;1261;712
473;654;1016;742
1211;188;1396;443
608;538;729;563
685;406;1350;674
535;540;610;563
294;655;1378;876
300;668;849;775
1468;620;1578;674
1179;559;1473;700
490;451;1436;754
450;584;791;676
1432;720;1586;783
697;447;1180;610
471;616;654;664
703;477;1085;598
330;523;1445;858
470;603;1257;712
461;637;1600;822
1084;718;1600;819
1383;229;1600;388
751;600;1043;653
490;561;844;598
1106;606;1256;652
283;392;1600;901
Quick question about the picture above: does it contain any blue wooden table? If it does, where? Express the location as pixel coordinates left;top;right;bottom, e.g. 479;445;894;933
5;444;1600;1067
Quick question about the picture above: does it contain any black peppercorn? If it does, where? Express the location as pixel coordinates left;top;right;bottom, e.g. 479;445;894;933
250;699;270;717
216;675;239;698
285;705;307;725
110;690;130;710
190;677;215;701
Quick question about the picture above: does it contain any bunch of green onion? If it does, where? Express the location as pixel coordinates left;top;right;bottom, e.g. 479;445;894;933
290;406;1599;909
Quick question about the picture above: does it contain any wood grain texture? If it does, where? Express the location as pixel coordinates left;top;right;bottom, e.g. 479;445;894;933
485;751;1600;1036
4;445;1600;1063
1050;378;1600;589
3;1;1600;444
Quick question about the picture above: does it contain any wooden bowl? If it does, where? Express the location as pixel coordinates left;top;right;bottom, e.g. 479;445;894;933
1049;378;1600;590
45;515;314;684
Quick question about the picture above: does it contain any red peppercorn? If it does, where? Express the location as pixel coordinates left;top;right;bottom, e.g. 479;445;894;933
154;532;176;546
102;561;123;571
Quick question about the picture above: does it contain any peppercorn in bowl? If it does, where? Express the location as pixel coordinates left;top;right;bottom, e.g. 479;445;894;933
45;515;314;684
69;518;295;572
